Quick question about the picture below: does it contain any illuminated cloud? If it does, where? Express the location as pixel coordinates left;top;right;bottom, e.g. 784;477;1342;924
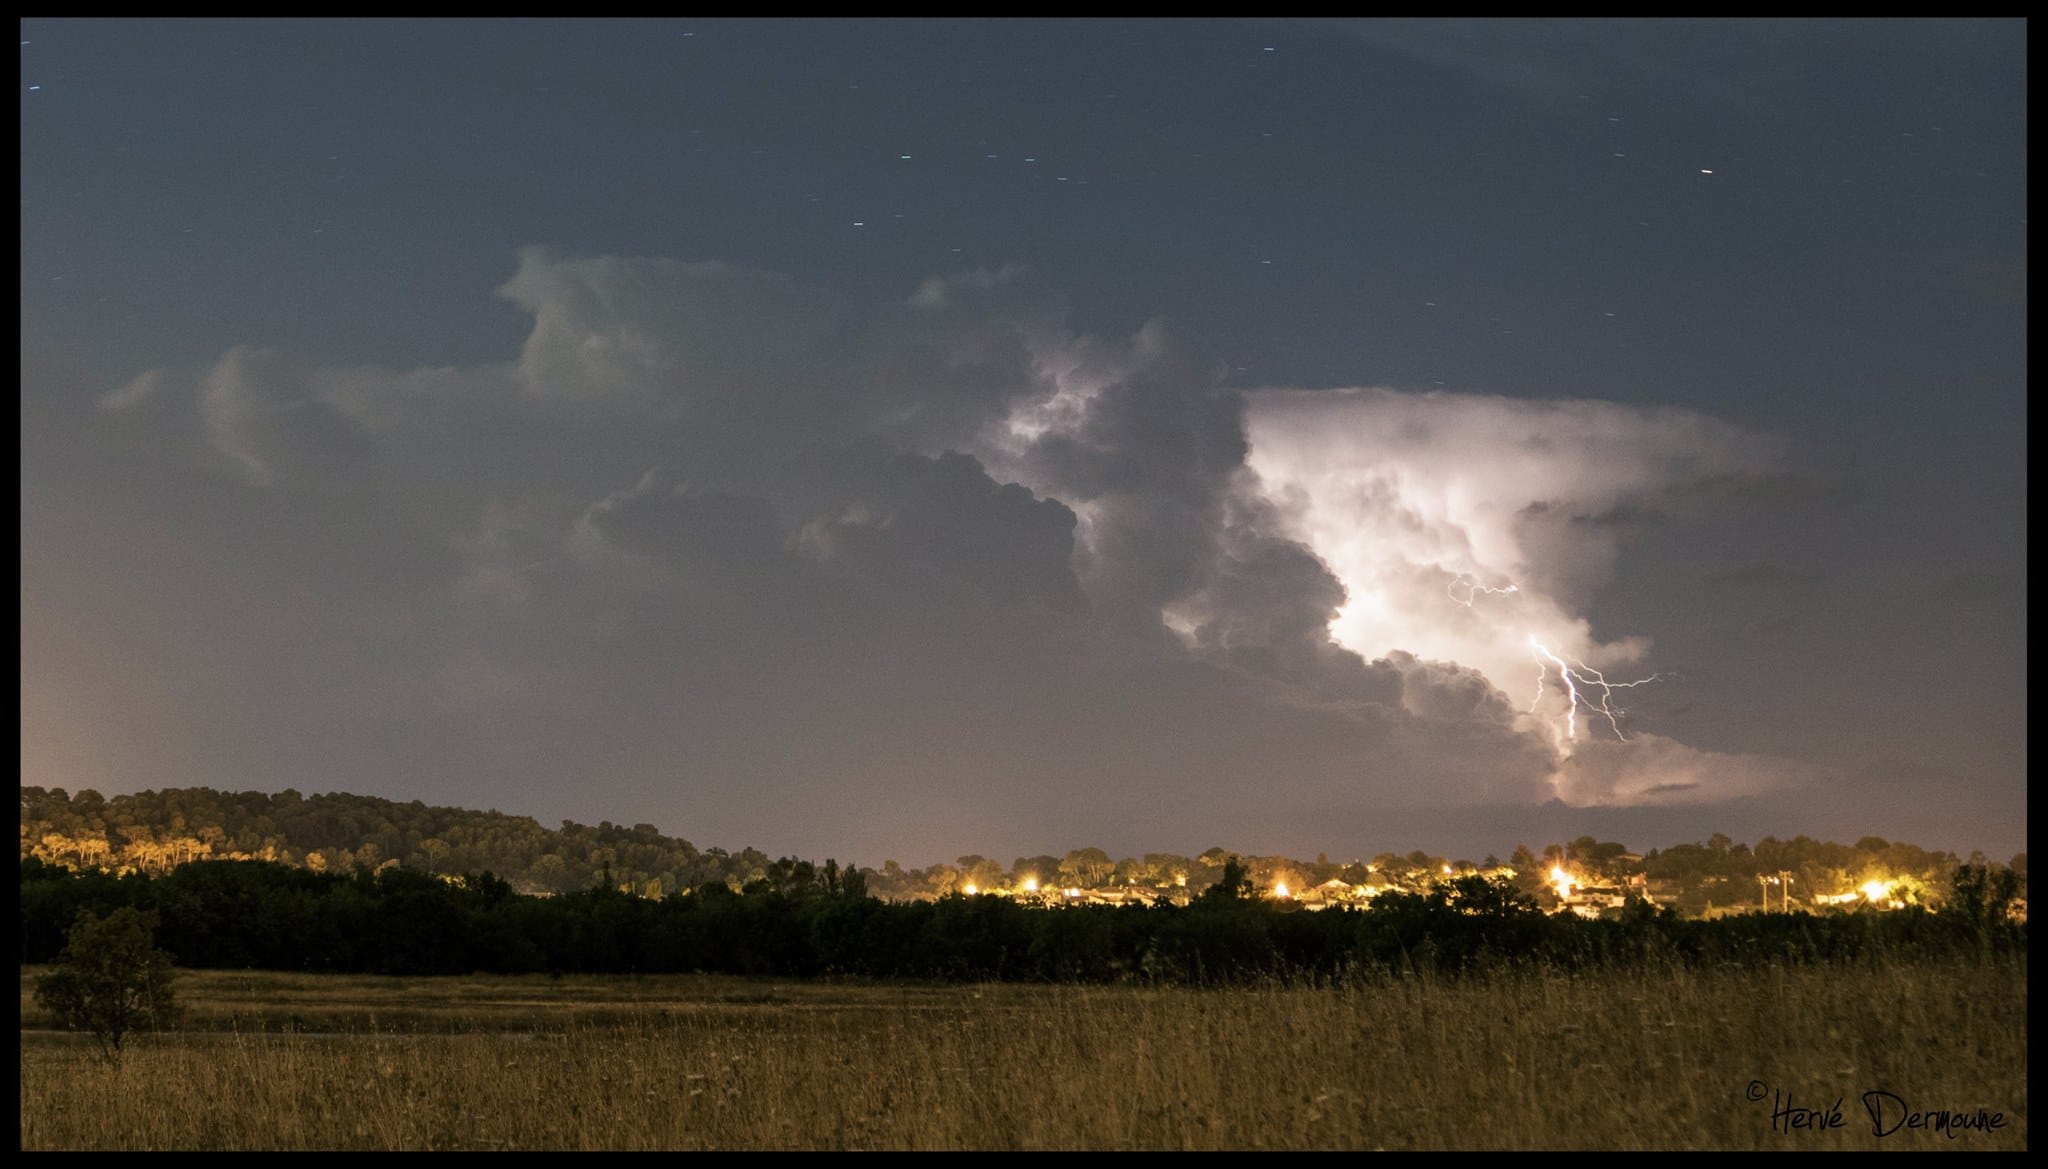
1241;388;1782;759
1550;734;1798;806
21;251;1817;861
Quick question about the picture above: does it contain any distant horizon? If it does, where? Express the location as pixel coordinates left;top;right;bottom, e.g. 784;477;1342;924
20;782;2023;871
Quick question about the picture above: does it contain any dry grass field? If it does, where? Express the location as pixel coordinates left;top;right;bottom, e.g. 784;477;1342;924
19;958;2026;1150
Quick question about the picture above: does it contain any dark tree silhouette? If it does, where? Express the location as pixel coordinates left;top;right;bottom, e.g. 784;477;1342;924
34;906;182;1062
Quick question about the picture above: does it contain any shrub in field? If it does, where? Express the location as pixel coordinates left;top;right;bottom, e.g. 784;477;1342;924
33;906;182;1061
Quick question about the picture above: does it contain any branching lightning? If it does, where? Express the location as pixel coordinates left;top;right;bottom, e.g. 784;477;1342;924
1527;636;1665;741
1447;572;1665;743
1447;574;1519;607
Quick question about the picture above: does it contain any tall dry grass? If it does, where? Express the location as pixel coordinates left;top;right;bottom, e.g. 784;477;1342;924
19;958;2026;1149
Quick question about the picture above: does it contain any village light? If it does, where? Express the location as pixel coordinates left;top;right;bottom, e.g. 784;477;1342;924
1550;865;1575;900
962;883;978;896
1274;881;1290;899
1021;877;1038;893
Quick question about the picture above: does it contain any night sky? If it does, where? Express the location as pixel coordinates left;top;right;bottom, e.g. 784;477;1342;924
20;19;2026;865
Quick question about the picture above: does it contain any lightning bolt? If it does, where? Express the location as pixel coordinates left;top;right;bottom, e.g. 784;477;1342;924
1527;635;1665;741
1447;573;1519;607
1445;571;1665;743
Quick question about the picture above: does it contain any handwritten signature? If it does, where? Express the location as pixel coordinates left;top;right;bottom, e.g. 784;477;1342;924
1745;1079;2007;1139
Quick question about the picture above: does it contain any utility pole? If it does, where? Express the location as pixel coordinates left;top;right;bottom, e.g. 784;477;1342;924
1779;870;1795;912
1758;873;1769;912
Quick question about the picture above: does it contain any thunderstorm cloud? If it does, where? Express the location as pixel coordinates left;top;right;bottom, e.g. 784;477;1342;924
22;252;1814;860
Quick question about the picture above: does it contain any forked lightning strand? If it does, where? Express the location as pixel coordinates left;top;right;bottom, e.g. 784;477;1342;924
1527;635;1664;741
1447;574;1519;607
1447;572;1665;742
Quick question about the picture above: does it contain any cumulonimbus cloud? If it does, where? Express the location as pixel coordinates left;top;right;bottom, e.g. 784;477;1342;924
27;250;1808;862
1238;386;1793;799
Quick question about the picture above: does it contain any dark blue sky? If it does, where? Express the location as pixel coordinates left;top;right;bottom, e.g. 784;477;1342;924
20;20;2026;862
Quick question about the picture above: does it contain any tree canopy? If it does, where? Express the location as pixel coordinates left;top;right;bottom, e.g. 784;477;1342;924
33;906;182;1061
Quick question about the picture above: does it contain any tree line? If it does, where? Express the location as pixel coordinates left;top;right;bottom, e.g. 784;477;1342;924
19;855;2025;985
19;786;2025;912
